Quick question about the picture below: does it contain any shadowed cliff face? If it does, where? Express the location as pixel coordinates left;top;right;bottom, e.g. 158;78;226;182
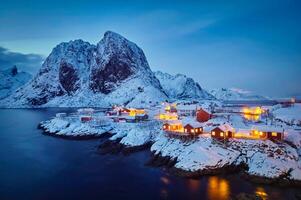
59;61;79;95
90;55;133;94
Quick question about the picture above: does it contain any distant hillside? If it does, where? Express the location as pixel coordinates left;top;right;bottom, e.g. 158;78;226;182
154;71;214;100
210;88;268;101
0;66;32;100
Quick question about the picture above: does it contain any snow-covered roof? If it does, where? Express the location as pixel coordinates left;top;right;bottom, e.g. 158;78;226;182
251;125;284;133
164;120;182;125
182;118;202;128
216;123;235;132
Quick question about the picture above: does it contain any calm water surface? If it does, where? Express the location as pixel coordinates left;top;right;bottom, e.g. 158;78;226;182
0;109;299;200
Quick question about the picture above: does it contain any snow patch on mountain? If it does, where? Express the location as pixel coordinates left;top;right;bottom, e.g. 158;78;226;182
154;71;214;100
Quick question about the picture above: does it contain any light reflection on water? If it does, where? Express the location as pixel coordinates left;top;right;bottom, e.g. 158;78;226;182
207;176;230;200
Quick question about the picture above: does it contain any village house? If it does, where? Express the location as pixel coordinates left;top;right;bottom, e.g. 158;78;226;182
112;108;148;123
163;120;184;133
250;125;284;140
80;115;92;123
183;122;203;135
211;124;235;140
196;108;212;122
177;104;199;117
157;112;178;121
163;120;203;135
164;103;177;113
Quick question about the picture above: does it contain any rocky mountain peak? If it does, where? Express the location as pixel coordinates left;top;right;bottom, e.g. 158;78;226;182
0;31;167;107
154;71;214;100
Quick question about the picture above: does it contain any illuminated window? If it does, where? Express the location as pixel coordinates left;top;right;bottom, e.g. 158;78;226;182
220;132;224;137
212;131;215;136
184;128;187;133
225;132;228;136
259;132;263;136
272;132;277;137
195;129;198;133
163;125;166;129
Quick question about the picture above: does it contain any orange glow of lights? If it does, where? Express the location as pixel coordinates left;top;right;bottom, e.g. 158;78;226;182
129;109;145;117
207;177;230;200
255;187;268;200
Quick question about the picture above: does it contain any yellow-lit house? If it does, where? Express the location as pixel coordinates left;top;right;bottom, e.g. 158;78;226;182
163;120;184;133
158;112;178;120
250;125;284;140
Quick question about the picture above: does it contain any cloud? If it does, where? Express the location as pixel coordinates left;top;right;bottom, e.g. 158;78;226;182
0;46;44;74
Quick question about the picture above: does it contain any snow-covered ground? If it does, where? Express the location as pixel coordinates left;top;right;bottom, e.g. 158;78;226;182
273;104;301;126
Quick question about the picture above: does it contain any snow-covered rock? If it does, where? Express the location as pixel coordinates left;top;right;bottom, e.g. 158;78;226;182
273;103;301;126
210;88;268;101
40;117;110;137
0;66;32;100
151;134;240;172
0;31;167;108
154;71;214;100
151;134;301;182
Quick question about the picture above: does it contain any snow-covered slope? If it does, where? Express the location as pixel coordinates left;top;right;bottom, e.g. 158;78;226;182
0;31;168;108
154;71;214;100
210;88;268;101
0;66;32;100
273;103;301;125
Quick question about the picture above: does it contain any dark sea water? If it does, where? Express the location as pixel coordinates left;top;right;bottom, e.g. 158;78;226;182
0;109;300;200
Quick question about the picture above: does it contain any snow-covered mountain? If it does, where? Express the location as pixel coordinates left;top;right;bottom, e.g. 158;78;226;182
0;31;168;108
0;66;32;100
154;71;214;100
210;88;268;101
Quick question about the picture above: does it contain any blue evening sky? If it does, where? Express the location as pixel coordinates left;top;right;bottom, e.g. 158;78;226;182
0;0;300;97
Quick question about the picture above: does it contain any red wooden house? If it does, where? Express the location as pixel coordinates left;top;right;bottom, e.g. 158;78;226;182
183;123;203;135
80;116;92;123
211;124;235;140
196;108;211;122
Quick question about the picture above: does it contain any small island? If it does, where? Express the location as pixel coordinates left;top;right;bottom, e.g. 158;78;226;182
39;101;301;186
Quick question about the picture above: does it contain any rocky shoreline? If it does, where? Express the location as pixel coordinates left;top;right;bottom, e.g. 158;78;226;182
38;122;112;140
